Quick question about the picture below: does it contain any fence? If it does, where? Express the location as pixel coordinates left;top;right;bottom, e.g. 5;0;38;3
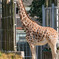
16;30;32;59
42;4;58;31
42;4;59;59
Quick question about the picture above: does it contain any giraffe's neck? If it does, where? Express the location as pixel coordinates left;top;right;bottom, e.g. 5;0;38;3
18;0;30;26
17;0;42;32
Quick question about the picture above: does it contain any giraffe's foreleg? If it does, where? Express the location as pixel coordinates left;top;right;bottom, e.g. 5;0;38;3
29;44;37;59
26;34;37;59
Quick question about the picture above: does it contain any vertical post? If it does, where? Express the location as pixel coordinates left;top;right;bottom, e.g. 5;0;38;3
10;0;14;51
57;0;59;50
45;0;49;27
50;8;52;27
52;4;54;28
56;8;58;31
36;46;38;59
42;5;46;59
57;0;59;33
0;15;2;50
46;10;49;26
0;0;2;50
39;46;42;59
14;2;17;51
42;5;45;26
49;0;52;6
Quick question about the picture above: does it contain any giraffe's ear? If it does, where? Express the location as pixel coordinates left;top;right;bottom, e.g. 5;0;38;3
7;0;10;4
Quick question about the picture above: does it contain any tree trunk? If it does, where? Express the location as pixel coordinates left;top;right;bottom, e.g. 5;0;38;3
46;0;57;7
2;0;14;51
52;0;57;6
45;0;48;7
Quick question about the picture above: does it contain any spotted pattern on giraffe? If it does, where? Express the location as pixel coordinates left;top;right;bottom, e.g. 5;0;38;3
17;0;58;59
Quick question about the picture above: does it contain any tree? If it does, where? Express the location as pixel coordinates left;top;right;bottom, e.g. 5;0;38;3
45;0;57;6
29;0;57;23
2;0;14;51
45;0;48;7
29;0;45;23
52;0;57;6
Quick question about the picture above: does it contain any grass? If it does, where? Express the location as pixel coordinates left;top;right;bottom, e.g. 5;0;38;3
0;52;22;59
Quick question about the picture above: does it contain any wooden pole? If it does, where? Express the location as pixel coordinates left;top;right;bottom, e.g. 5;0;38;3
14;2;17;51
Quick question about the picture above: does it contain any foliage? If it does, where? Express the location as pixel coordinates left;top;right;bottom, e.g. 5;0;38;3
29;0;45;22
0;51;2;56
0;52;22;59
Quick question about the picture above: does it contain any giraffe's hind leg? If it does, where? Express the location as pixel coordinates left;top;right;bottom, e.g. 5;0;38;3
48;40;57;59
50;44;57;59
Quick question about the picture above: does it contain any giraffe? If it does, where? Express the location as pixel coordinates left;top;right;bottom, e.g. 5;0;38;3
17;0;58;59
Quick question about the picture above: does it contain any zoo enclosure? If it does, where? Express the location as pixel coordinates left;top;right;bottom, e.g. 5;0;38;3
0;1;59;59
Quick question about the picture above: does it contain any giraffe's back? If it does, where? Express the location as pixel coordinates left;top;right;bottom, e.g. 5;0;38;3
45;27;58;38
32;26;58;44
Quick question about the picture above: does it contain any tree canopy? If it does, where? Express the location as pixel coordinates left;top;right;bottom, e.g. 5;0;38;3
29;0;57;23
29;0;45;23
